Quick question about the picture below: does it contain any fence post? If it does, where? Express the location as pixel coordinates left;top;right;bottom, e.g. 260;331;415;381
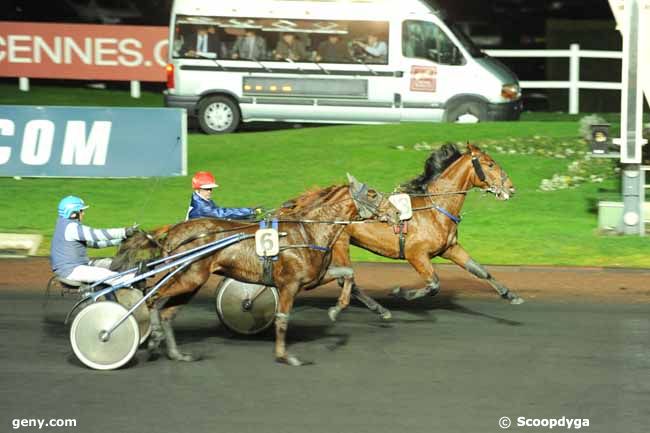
19;77;29;92
130;80;141;98
569;43;580;114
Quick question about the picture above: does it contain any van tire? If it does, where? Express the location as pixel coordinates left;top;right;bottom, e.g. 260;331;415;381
197;96;240;134
445;101;488;123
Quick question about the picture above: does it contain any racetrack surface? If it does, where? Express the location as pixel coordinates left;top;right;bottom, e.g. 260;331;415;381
1;259;649;433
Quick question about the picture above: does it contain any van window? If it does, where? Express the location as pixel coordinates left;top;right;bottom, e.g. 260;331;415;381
172;15;389;65
402;20;465;66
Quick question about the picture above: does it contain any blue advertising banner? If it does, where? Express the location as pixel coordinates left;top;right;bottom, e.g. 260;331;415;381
0;106;187;177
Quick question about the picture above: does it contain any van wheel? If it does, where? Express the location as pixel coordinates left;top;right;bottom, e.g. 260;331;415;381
198;96;240;134
445;101;488;123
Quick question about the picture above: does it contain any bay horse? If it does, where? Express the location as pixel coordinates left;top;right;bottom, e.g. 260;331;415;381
114;176;399;366
327;143;523;321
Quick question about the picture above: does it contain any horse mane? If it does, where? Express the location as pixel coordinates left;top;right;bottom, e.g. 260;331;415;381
278;184;344;216
110;225;170;271
399;143;463;193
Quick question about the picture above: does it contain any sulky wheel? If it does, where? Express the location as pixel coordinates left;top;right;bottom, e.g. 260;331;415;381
115;288;151;345
215;278;278;335
70;301;140;370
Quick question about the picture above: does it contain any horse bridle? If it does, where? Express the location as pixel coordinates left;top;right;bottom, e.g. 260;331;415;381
349;182;392;221
471;152;510;193
471;155;487;183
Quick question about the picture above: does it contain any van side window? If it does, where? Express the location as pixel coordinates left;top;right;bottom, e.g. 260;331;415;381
402;20;464;66
172;15;389;65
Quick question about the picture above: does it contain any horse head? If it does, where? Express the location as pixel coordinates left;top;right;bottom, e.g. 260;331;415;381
347;173;400;224
466;144;516;200
110;225;169;271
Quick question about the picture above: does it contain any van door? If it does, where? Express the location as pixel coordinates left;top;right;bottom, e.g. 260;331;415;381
399;19;467;122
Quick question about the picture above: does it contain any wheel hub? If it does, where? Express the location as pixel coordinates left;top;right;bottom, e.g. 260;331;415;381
205;102;233;131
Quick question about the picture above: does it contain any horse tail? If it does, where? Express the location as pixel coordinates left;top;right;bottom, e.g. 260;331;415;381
110;224;170;272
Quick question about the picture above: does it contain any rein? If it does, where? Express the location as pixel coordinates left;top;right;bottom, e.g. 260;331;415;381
165;222;260;253
162;193;382;255
404;190;469;197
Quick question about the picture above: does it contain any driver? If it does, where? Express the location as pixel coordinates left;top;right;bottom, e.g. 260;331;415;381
186;171;261;220
50;195;138;285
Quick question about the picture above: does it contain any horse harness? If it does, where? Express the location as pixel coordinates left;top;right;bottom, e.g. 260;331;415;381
257;186;390;286
394;220;409;260
391;201;462;260
155;183;392;286
389;154;495;259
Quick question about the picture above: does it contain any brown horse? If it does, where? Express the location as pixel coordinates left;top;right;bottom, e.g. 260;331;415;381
114;176;399;366
327;143;522;321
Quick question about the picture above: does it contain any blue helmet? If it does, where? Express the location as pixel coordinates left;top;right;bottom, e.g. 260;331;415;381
57;196;89;219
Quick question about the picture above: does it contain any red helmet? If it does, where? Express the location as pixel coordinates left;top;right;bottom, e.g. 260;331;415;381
191;171;219;189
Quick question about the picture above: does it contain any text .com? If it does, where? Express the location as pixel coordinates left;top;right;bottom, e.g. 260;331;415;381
12;418;77;430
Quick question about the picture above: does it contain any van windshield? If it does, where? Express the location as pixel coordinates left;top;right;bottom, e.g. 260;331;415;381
402;20;465;65
444;20;486;58
171;15;390;65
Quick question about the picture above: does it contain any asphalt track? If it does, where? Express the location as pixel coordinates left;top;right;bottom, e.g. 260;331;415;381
1;274;649;433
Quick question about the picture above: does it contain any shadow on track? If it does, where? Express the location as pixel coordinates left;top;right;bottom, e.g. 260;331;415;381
297;292;524;327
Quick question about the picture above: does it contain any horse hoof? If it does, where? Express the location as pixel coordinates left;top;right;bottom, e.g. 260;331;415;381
328;307;340;322
276;353;312;367
168;351;199;362
147;335;163;352
389;287;402;298
379;310;392;321
510;296;525;305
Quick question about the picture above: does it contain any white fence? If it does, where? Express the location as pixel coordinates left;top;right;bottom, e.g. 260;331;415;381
643;166;649;229
485;43;622;114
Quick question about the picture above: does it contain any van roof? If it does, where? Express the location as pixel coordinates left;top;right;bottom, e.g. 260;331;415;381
172;0;437;20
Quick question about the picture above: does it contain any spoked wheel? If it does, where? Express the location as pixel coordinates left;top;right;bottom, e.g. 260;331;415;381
70;301;140;370
115;289;151;345
215;278;279;335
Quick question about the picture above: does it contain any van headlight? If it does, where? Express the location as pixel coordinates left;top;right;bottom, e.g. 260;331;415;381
501;83;521;100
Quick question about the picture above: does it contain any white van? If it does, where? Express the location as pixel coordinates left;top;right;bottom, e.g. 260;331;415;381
164;0;522;134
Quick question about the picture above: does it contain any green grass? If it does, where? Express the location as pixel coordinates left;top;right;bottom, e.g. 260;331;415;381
1;84;647;267
0;83;164;107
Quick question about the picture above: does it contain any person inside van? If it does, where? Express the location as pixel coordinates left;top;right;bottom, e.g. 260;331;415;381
351;32;387;63
315;34;350;63
274;32;308;61
231;29;267;60
182;25;220;58
403;22;426;58
172;26;185;57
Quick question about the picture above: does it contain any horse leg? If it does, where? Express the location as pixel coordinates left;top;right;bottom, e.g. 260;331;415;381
274;284;308;366
330;235;392;320
344;282;392;320
151;265;210;361
160;304;200;362
324;266;353;322
390;253;441;301
147;298;167;356
442;244;524;304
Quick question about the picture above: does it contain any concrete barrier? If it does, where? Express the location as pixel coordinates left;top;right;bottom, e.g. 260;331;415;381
0;233;42;257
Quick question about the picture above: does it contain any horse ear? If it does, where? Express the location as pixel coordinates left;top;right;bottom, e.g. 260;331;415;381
467;142;479;155
347;173;359;186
